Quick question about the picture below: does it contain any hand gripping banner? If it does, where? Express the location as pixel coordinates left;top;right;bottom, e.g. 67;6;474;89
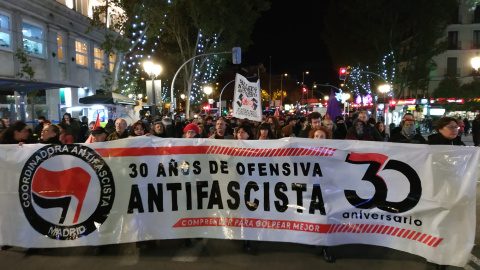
0;137;478;267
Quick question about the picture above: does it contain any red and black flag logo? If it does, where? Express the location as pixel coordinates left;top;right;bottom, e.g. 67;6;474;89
19;144;115;240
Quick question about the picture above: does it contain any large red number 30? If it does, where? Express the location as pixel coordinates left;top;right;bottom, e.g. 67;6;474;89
345;152;422;213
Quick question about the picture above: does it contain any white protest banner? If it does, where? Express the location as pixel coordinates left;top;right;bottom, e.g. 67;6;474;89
232;73;262;121
0;138;478;267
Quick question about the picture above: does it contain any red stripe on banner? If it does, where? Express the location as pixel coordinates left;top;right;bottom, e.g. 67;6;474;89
357;224;364;233
401;229;411;238
371;225;380;233
427;237;438;246
432;238;444;247
412;232;422;241
422;235;432;244
94;146;340;158
380;226;390;234
417;234;427;242
361;224;370;233
94;146;211;157
375;225;385;234
385;227;394;235
396;229;406;237
327;224;336;234
390;228;400;235
346;225;355;233
340;224;349;232
332;224;340;233
406;230;416;239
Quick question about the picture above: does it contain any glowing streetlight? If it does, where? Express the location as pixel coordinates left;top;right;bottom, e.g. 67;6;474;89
324;96;329;101
137;93;143;99
143;61;162;119
180;94;186;100
378;84;391;93
203;86;213;95
472;56;480;71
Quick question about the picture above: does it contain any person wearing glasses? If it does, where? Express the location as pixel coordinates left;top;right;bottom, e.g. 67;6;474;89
128;121;150;137
427;117;465;146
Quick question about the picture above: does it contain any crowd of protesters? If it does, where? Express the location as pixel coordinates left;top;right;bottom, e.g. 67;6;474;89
0;111;473;147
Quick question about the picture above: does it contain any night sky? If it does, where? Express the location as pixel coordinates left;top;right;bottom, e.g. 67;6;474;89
243;0;337;87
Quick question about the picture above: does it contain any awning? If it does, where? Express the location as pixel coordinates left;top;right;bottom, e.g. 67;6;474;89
79;92;138;106
0;77;80;94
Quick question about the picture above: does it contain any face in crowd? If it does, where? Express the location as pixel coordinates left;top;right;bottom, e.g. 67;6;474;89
185;130;197;138
154;123;164;134
259;128;269;140
216;119;227;134
314;129;327;139
115;118;127;133
358;113;368;124
92;132;107;142
322;119;333;131
14;125;29;142
237;128;249;140
41;124;58;141
439;121;459;140
133;125;145;136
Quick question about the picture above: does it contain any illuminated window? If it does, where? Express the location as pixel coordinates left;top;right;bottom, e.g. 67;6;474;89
94;47;104;70
57;34;64;61
75;40;88;66
109;53;116;72
0;13;11;49
22;22;44;56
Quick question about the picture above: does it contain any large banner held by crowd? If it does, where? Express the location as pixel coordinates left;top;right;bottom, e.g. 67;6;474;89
0;137;478;267
232;73;262;121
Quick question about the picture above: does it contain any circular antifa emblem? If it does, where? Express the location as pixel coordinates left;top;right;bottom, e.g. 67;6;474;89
19;144;115;240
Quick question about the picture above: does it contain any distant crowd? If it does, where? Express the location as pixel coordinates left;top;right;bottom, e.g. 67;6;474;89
0;110;476;147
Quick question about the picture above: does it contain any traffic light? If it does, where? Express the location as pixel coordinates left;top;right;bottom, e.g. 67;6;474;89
339;67;347;80
303;88;307;93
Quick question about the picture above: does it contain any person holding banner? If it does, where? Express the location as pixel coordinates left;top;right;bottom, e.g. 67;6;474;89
427;117;465;146
39;123;61;144
308;126;332;139
257;122;277;140
346;118;376;141
90;127;109;143
0;120;31;145
299;112;322;138
183;123;200;138
236;123;255;140
208;118;234;139
128;121;150;137
106;118;129;141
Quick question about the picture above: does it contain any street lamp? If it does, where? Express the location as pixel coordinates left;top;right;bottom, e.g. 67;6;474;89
378;84;391;123
143;61;162;119
471;56;480;71
302;71;309;101
204;86;213;100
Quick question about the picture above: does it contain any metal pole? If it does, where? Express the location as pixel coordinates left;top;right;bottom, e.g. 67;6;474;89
280;76;283;108
170;51;231;119
150;75;156;120
269;56;272;107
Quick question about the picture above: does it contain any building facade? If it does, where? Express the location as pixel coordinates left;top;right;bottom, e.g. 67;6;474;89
429;1;480;94
0;0;130;124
